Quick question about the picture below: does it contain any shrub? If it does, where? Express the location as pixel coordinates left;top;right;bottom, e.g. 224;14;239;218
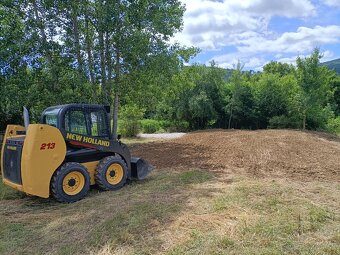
268;115;300;129
326;117;340;136
141;119;161;134
160;120;190;132
268;116;291;129
119;105;144;137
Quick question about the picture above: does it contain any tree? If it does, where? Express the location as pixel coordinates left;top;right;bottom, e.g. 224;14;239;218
296;48;334;129
263;61;295;77
225;62;256;129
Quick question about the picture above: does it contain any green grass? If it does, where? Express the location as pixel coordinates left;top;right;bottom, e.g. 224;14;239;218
0;170;214;255
179;170;213;185
0;172;339;255
0;180;23;200
167;180;340;255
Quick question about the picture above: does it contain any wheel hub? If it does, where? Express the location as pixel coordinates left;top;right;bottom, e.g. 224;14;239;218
68;178;76;187
62;171;85;196
106;163;124;185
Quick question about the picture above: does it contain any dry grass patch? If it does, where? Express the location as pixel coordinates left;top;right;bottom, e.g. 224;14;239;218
165;178;340;255
0;170;214;255
1;171;339;255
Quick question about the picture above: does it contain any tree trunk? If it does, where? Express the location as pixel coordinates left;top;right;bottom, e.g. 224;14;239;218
113;92;119;140
99;29;107;103
105;32;114;129
228;105;233;129
112;0;121;140
32;0;57;89
302;110;306;130
85;13;95;86
112;47;120;140
71;3;83;73
105;32;113;97
97;0;107;103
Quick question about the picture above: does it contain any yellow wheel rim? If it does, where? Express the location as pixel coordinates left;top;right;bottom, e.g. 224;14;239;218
106;163;124;185
62;171;85;195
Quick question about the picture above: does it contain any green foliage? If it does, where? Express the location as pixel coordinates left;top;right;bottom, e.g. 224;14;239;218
152;50;339;134
119;104;144;137
327;117;340;135
262;61;295;77
188;91;217;129
255;74;289;127
0;0;338;137
163;63;227;130
330;76;340;115
141;119;161;134
160;120;190;132
225;62;257;129
0;0;191;130
296;48;334;129
268;116;295;129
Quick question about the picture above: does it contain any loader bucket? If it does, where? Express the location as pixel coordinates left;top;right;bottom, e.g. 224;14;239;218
130;157;153;180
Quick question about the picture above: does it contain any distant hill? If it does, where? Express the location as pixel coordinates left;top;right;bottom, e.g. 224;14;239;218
322;58;340;75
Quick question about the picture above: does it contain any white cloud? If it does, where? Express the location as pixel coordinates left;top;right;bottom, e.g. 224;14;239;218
276;50;335;65
210;52;268;71
208;25;340;70
323;0;340;7
213;49;335;71
237;25;340;54
173;0;340;70
173;0;316;49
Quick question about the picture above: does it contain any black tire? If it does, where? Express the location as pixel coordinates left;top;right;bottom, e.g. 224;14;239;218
51;162;90;203
95;156;128;191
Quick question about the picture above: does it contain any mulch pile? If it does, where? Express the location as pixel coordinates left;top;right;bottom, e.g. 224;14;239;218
131;129;340;182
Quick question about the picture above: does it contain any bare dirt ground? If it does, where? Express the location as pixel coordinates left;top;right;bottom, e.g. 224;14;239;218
132;129;340;182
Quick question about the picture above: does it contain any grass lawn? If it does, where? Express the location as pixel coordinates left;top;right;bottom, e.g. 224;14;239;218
0;169;339;255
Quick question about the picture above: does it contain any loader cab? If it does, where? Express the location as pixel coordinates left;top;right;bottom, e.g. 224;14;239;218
41;104;111;139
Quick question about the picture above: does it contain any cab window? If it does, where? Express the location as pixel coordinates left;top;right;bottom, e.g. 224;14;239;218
42;107;61;127
45;115;58;127
90;110;109;138
65;110;88;135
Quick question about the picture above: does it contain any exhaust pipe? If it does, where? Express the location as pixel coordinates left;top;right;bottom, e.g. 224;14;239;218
130;157;154;180
23;106;30;130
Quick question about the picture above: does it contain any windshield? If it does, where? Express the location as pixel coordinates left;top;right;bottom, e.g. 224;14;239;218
42;107;61;127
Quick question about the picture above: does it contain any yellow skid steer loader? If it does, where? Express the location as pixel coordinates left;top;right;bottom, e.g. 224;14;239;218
1;104;152;202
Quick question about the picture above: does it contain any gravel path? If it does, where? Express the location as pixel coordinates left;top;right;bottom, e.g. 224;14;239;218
137;133;186;139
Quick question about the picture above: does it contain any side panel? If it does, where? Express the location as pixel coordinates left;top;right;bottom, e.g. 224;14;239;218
62;131;132;177
3;142;23;184
1;125;25;177
21;124;66;198
82;161;99;185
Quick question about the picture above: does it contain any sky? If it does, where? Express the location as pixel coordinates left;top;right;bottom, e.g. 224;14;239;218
171;0;340;70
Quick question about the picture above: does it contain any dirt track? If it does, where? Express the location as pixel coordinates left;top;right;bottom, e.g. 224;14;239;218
131;129;340;182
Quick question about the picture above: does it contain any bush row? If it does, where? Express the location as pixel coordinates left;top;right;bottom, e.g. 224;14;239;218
118;119;189;137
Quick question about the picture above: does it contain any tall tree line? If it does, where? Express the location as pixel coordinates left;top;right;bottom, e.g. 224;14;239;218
0;0;192;133
157;49;340;134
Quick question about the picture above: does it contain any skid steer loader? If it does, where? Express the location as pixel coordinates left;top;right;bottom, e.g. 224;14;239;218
1;104;152;202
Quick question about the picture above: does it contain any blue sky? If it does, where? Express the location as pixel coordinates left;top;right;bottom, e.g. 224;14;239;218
171;0;340;70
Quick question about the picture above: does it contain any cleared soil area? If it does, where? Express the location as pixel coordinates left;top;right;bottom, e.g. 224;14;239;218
132;129;340;182
0;129;339;255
